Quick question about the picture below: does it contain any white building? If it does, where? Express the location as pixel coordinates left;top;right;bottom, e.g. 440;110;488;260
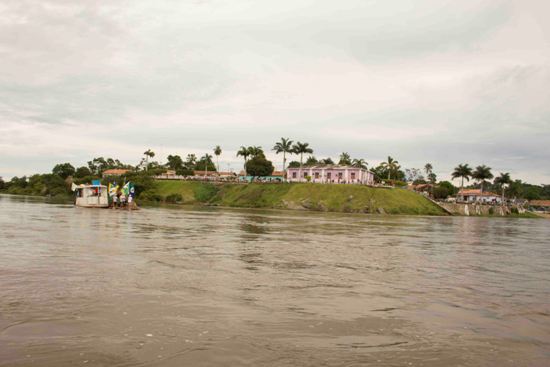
458;189;502;204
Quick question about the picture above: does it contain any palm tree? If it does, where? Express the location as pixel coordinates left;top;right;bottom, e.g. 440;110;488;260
214;145;222;172
381;156;399;180
424;163;434;197
143;149;155;170
351;158;368;169
338;152;352;165
272;138;293;181
247;146;264;158
202;153;213;178
424;163;433;176
292;142;313;182
472;165;494;201
451;164;473;199
494;172;511;205
236;146;250;174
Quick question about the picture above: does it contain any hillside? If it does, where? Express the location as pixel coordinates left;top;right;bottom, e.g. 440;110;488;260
153;181;446;215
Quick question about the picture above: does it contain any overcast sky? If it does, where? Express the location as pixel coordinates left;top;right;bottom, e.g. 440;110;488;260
1;0;549;183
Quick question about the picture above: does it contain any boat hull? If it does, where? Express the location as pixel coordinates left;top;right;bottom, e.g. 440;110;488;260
75;203;109;208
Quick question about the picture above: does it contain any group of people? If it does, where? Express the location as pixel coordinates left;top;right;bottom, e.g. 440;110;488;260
108;182;135;209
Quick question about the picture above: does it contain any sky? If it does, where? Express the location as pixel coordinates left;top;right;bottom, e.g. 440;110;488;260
1;0;549;183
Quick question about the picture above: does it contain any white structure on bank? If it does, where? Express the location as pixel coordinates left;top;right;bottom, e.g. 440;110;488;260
457;189;502;204
286;165;374;184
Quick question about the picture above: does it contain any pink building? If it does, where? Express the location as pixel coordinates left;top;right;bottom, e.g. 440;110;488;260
286;165;374;185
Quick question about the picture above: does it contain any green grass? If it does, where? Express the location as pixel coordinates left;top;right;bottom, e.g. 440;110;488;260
154;180;220;203
153;181;446;215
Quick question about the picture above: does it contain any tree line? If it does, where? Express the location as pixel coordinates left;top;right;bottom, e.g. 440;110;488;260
1;142;549;201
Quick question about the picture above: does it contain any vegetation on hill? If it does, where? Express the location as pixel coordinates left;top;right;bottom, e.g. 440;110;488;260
151;181;446;215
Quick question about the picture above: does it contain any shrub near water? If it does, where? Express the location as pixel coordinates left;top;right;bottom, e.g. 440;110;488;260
139;190;163;203
165;193;183;204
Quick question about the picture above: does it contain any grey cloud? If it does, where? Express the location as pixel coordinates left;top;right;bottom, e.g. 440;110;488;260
0;0;549;183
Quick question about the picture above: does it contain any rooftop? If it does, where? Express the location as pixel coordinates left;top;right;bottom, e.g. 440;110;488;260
458;189;499;197
529;200;550;207
102;168;130;175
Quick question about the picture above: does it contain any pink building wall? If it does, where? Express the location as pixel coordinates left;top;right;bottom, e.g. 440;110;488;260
286;166;374;185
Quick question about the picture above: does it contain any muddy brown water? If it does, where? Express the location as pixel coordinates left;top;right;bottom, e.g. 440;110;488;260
1;194;549;366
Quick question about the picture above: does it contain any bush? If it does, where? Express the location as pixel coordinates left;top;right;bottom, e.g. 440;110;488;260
165;193;183;204
387;179;407;187
433;185;452;200
488;207;494;215
139;190;163;202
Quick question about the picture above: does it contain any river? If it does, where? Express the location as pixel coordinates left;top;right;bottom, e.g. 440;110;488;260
1;194;549;366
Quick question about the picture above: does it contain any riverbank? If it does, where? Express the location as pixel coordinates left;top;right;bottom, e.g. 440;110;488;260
1;182;540;218
150;181;446;215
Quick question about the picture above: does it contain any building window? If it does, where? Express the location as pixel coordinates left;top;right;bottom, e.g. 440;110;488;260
327;172;331;179
351;172;356;180
292;172;297;178
314;172;319;179
303;172;307;178
338;172;343;179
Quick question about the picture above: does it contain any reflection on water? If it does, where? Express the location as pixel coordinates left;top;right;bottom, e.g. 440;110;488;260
1;194;550;366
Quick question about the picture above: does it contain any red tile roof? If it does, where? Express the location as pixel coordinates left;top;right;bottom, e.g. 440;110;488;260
102;169;130;175
530;200;550;207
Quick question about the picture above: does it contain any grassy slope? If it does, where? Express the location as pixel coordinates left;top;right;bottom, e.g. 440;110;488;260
154;181;446;215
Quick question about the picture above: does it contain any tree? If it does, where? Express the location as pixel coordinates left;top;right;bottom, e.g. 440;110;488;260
272;138;293;181
0;177;4;190
320;157;334;165
197;154;215;176
236;146;251;174
381;156;400;180
247;146;264;158
292;142;313;182
88;157;107;175
143;149;155;170
166;155;184;171
338;152;352;165
305;156;318;166
424;163;433;176
288;161;300;168
52;163;75;179
245;155;274;177
214;145;222;172
523;186;541;200
185;154;197;169
423;163;435;197
351;158;367;169
405;168;424;183
451;164;473;199
494;172;511;204
434;181;457;199
472;165;494;199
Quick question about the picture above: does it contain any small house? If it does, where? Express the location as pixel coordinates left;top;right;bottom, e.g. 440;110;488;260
457;189;501;204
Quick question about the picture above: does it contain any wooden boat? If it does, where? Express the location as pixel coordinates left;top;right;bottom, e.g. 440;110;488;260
74;184;109;208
